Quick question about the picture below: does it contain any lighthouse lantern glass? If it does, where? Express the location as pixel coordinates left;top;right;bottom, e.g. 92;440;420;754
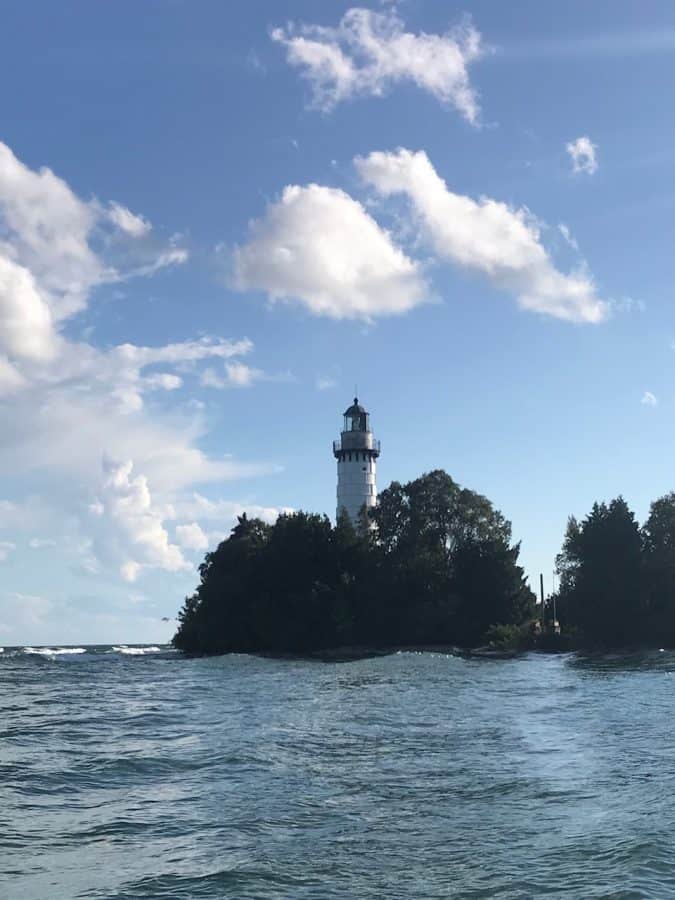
344;412;368;432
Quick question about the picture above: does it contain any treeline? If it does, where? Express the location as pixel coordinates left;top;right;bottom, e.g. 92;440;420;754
173;470;535;655
554;494;675;647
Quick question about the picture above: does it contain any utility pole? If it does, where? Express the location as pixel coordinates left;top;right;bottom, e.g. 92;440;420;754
540;573;545;632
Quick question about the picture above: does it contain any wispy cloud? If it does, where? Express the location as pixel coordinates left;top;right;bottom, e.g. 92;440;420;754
316;375;338;391
200;361;294;389
567;137;598;175
494;28;675;62
0;541;15;562
272;7;486;123
558;223;579;251
107;202;152;237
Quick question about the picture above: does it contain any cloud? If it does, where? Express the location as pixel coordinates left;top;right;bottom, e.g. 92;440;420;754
175;493;293;531
233;183;428;320
107;202;152;237
91;458;191;581
28;537;57;549
356;148;608;324
125;247;189;279
200;360;294;389
144;372;182;391
641;391;658;407
0;541;15;562
316;375;337;391
171;495;294;558
272;7;485;123
0;255;58;361
566;136;598;175
0;592;51;630
558;223;579;251
613;296;646;314
175;522;209;552
0;140;188;328
0;141;286;596
0;141;102;322
496;28;675;62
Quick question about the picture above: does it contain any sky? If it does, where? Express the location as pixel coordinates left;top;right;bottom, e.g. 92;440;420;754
2;0;675;645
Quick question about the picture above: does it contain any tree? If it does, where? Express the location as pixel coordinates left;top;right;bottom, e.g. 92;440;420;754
173;471;535;656
173;514;272;654
451;537;533;645
370;470;533;646
555;498;643;646
641;493;675;642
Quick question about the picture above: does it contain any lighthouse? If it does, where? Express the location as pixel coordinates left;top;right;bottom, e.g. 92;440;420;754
333;397;380;526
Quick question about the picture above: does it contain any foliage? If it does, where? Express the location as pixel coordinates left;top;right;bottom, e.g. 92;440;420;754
484;623;536;651
173;470;535;655
555;493;675;647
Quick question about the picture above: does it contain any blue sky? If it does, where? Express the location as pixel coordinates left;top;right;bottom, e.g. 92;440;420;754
1;0;675;644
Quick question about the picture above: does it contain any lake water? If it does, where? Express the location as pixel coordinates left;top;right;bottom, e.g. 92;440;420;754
3;646;675;899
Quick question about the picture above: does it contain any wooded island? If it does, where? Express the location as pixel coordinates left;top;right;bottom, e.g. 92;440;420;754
173;470;535;655
173;470;675;656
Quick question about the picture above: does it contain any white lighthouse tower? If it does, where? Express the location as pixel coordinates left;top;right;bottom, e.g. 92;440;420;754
333;397;380;526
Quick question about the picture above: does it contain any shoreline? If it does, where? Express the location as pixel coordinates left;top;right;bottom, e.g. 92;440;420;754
178;642;575;662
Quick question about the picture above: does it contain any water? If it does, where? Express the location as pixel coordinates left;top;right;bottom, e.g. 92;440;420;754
3;647;675;899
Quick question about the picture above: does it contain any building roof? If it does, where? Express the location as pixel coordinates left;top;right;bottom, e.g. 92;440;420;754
344;397;367;417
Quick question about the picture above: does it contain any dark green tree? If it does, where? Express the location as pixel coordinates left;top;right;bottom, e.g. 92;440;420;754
370;470;533;646
555;498;643;646
641;493;675;643
173;471;535;655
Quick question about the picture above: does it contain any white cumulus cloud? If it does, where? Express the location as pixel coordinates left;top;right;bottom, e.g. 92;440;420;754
0;255;58;361
175;522;209;552
0;141;287;598
233;183;428;320
356;148;608;324
0;141;188;331
272;7;485;122
92;458;191;582
0;141;102;322
566;136;598;175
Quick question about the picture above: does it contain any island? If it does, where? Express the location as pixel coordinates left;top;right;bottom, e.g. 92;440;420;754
173;467;675;657
172;470;537;657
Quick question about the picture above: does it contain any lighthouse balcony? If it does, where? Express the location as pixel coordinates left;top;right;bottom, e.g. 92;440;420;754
334;438;380;457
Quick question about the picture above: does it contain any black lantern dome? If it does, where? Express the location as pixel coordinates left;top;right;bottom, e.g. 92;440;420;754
343;397;369;432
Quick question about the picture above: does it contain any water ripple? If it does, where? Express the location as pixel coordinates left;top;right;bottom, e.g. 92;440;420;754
3;647;675;898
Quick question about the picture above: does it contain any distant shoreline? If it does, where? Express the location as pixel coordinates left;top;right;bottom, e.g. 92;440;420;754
177;640;577;663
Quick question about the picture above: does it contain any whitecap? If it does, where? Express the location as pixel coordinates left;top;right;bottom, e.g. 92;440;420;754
23;646;87;656
112;645;162;655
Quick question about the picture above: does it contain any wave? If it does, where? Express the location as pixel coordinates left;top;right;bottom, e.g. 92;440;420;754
112;645;162;655
23;647;87;656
